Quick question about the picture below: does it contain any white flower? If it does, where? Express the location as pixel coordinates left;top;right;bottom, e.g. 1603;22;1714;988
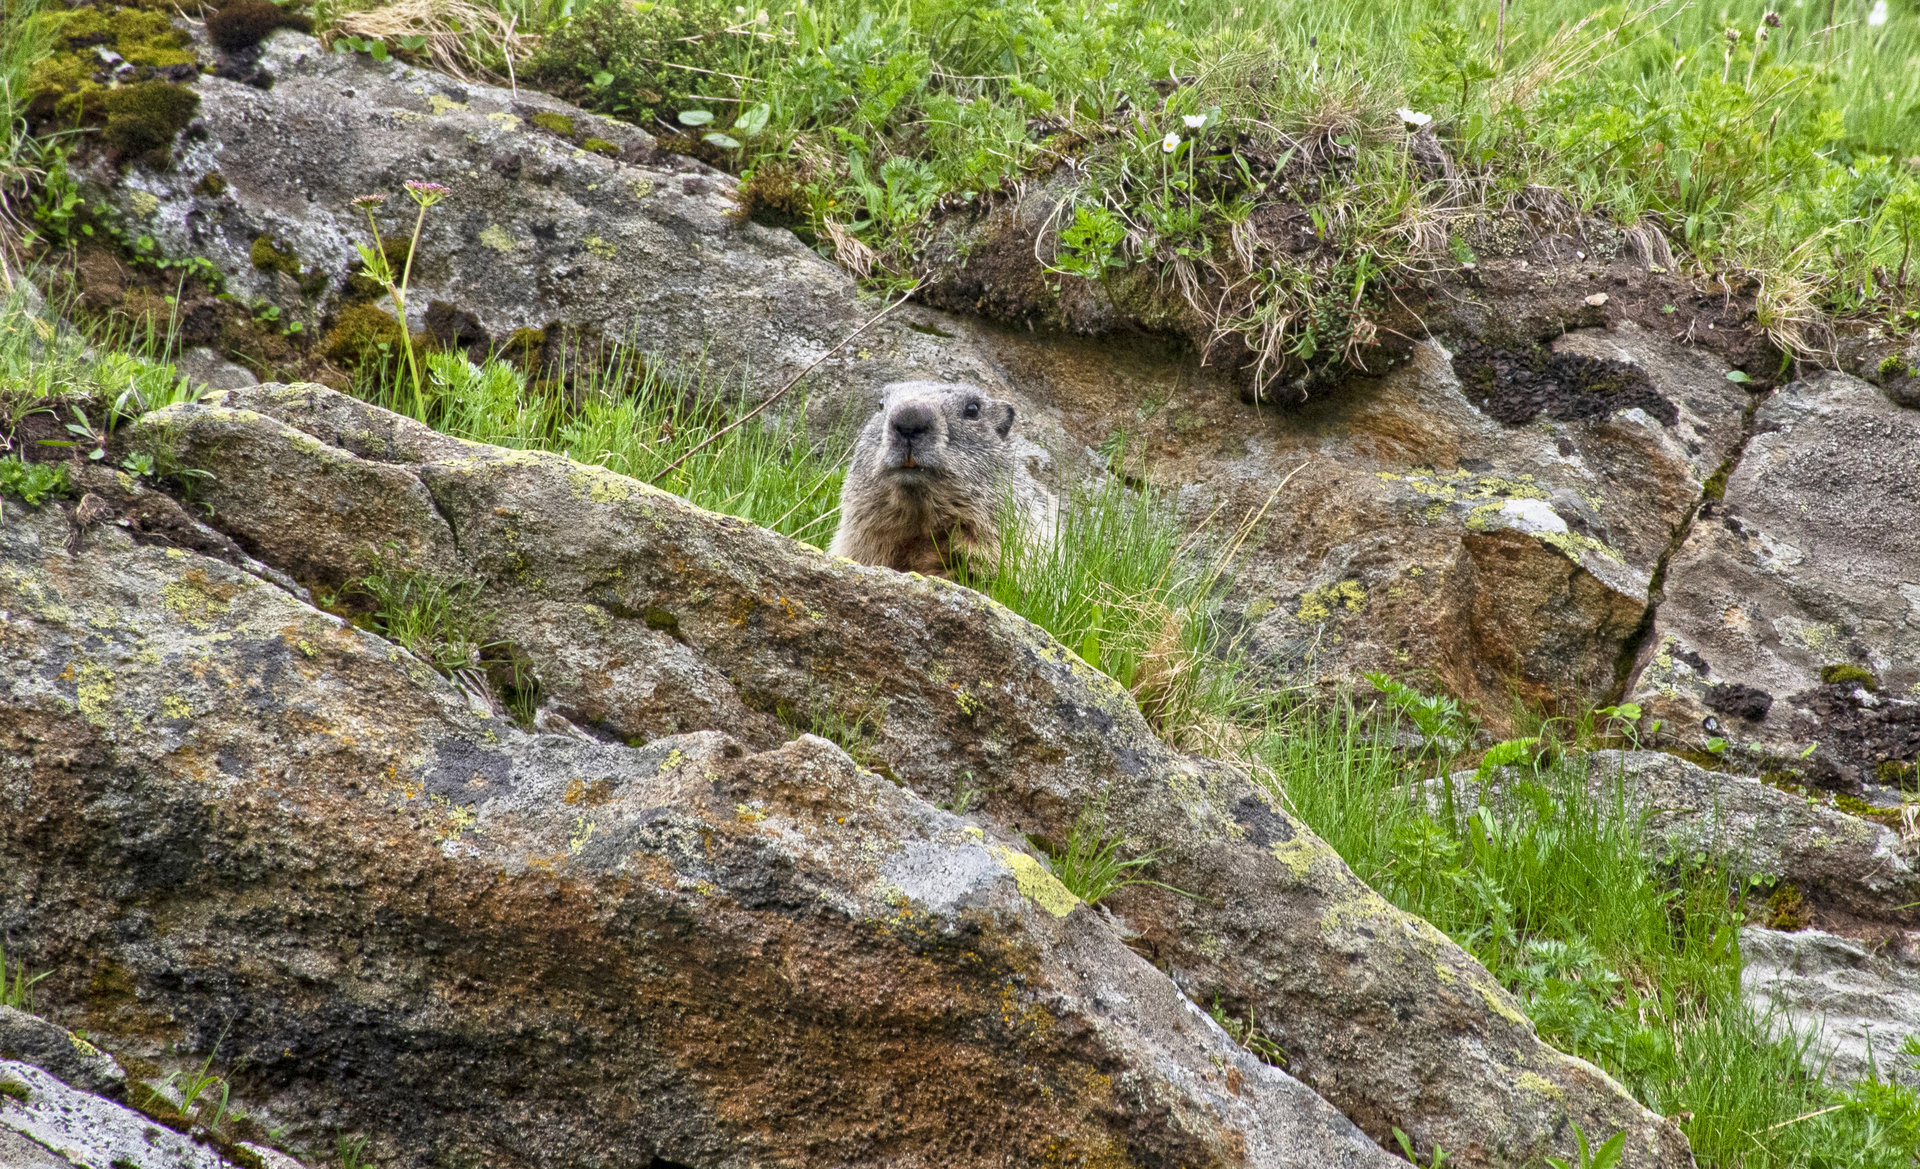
1182;114;1206;129
1867;0;1887;24
1162;132;1181;153
1397;108;1433;128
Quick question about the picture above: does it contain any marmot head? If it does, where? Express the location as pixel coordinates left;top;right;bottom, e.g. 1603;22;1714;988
863;381;1018;483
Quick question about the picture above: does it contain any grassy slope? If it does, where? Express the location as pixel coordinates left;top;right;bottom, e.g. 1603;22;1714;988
7;0;1920;1165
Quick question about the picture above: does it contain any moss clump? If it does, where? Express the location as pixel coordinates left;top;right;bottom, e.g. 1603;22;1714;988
1877;353;1913;379
581;136;619;156
195;170;228;197
206;0;312;53
27;7;195;129
529;111;576;138
100;82;201;167
1819;663;1878;688
1764;884;1808;931
738;159;813;229
249;236;300;277
322;303;408;369
0;1078;29;1103
1876;759;1916;788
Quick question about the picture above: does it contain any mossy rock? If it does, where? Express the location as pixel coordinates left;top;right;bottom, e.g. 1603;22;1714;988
581;136;620;157
100;81;201;167
524;0;730;125
206;0;312;53
322;303;409;369
1819;663;1879;689
250;235;300;278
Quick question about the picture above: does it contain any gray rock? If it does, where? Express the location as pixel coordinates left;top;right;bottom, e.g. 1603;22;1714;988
1631;373;1920;787
1456;752;1919;926
99;30;1008;417
1596;751;1920;924
0;1006;125;1098
0;497;1397;1167
0;1060;230;1168
1742;928;1920;1087
174;347;257;391
108;385;1693;1168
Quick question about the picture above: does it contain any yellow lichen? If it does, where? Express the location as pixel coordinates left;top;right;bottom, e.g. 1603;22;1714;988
583;234;618;260
127;190;159;217
1269;836;1318;880
428;94;467;115
989;846;1080;917
568;814;596;853
160;694;192;720
478;224;515;253
568;464;636;503
1515;1071;1562;1099
1478;983;1534;1029
75;664;114;726
1297;579;1367;622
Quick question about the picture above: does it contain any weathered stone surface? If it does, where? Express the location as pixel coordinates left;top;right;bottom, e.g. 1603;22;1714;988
107;384;1692;1167
0;1060;233;1168
1743;928;1920;1088
1630;373;1920;788
1595;751;1920;926
101;30;1005;412
957;317;1752;727
0;1006;126;1099
1454;752;1919;928
0;500;1396;1169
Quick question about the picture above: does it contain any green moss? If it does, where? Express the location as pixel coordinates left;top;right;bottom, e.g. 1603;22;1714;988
1877;353;1912;378
581;136;620;156
0;1078;29;1103
529;111;576;137
249;236;300;278
1764;884;1807;931
1876;759;1915;788
100;82;200;167
1700;463;1731;502
194;170;227;197
322;303;408;369
1819;663;1878;688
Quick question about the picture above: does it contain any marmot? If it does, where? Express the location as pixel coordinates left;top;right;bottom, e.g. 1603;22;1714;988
829;381;1056;576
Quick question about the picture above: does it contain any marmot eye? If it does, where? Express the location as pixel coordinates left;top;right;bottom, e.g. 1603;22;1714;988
964;400;981;419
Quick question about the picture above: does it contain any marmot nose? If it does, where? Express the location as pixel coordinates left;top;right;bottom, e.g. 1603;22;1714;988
889;404;934;443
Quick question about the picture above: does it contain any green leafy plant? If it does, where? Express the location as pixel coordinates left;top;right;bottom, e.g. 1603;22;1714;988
348;180;449;418
355;548;496;679
1035;805;1185;906
1544;1124;1626;1169
0;455;69;506
1392;1127;1451;1168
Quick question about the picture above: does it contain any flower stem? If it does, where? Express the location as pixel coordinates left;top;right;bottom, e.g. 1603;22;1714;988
397;201;429;420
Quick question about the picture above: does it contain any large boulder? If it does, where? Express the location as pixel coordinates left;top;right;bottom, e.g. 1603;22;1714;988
0;497;1394;1168
88;384;1698;1167
964;316;1754;727
1629;373;1920;788
101;30;1006;412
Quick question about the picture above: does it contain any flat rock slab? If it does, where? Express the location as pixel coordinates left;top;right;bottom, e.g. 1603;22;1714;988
1632;373;1920;787
100;384;1694;1167
0;501;1394;1168
1743;927;1920;1088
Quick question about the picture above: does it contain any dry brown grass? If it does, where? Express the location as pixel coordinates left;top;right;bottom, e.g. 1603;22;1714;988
328;0;538;83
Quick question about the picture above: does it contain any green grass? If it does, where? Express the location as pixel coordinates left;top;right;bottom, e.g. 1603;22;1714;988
0;938;48;1012
352;0;1920;385
357;348;851;545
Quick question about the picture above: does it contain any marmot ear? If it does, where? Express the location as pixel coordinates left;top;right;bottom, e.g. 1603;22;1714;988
993;401;1016;439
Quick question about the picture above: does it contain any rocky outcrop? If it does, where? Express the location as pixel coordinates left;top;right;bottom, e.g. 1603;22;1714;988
2;1061;236;1169
0;384;1692;1166
100;29;1004;411
1630;373;1920;788
0;495;1397;1168
1743;928;1920;1089
963;316;1754;727
1591;751;1920;928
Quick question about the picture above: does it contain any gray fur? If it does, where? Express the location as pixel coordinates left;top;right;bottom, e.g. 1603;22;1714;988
829;381;1056;576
